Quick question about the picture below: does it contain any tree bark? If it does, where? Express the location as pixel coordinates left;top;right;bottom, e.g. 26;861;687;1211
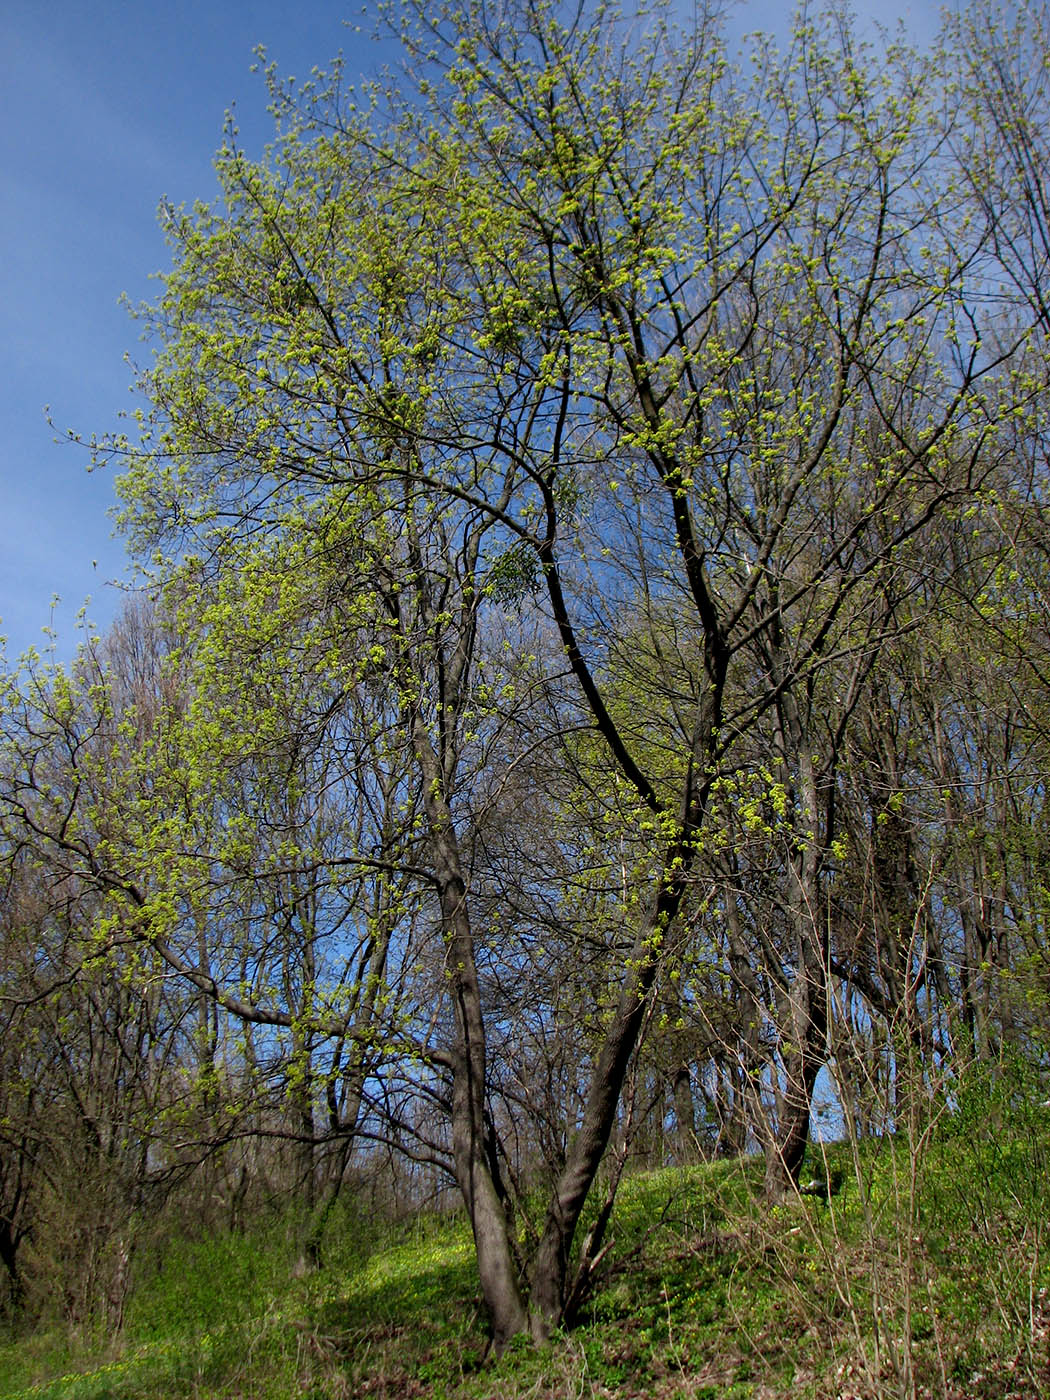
672;1066;698;1164
413;716;528;1351
0;1215;25;1317
764;673;830;1200
529;801;716;1329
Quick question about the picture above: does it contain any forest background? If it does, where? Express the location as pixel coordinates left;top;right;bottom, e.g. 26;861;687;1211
2;0;1050;1393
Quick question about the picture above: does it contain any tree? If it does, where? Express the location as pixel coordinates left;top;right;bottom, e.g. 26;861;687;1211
0;590;434;1305
90;0;1047;1346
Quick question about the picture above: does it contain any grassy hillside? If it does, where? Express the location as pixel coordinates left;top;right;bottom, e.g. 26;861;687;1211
2;1089;1049;1400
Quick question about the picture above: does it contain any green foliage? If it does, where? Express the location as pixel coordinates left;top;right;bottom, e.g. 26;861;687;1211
1;1129;1048;1398
125;1217;292;1341
920;1060;1050;1356
6;0;1050;1382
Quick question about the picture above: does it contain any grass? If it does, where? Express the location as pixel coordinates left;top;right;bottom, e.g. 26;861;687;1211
1;1099;1049;1400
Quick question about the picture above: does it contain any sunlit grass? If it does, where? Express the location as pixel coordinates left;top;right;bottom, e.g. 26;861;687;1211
2;1093;1048;1400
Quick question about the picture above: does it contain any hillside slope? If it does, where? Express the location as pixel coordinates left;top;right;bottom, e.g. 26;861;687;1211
2;1109;1048;1400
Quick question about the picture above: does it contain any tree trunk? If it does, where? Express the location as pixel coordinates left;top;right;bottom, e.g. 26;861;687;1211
445;876;529;1350
413;717;528;1351
764;681;830;1200
672;1066;697;1163
528;868;693;1337
763;1026;824;1198
0;1216;25;1318
528;632;728;1337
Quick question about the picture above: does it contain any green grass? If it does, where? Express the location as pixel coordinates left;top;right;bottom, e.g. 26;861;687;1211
2;1101;1049;1399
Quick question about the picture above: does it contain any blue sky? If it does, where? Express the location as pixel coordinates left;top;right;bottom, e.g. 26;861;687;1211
1;0;942;666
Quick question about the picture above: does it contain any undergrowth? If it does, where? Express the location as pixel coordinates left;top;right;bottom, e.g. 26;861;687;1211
1;1090;1048;1400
